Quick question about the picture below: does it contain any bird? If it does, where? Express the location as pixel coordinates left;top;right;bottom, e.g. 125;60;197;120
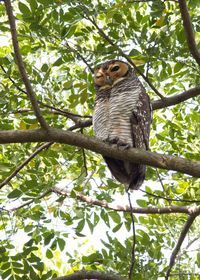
93;59;152;190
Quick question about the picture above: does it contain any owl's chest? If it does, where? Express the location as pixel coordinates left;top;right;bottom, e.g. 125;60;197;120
109;88;140;117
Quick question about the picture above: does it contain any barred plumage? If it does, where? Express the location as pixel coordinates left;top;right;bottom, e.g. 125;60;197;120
93;60;152;190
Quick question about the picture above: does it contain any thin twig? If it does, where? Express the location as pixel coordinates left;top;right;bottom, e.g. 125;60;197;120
140;189;200;203
0;65;92;122
178;0;200;66
82;13;164;98
80;128;88;176
10;189;52;211
0;142;52;189
4;0;49;129
165;214;197;279
65;42;94;73
127;191;136;280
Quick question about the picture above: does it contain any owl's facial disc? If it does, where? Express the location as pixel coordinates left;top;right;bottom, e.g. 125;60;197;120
108;62;129;85
94;69;106;86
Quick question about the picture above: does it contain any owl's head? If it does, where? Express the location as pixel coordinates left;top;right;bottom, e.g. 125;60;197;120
94;60;131;90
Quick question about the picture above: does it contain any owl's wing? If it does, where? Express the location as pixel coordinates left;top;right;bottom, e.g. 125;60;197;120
130;89;152;150
128;89;152;189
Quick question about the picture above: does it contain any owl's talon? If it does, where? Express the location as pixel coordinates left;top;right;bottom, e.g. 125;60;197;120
105;136;119;144
117;141;130;150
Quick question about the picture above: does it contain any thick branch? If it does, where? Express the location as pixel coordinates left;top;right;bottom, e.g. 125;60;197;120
53;187;200;215
0;142;52;189
0;128;199;177
4;0;49;129
165;214;197;279
152;86;200;109
51;270;128;280
178;0;200;65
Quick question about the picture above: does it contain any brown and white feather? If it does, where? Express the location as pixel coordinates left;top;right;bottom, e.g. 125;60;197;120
93;60;152;190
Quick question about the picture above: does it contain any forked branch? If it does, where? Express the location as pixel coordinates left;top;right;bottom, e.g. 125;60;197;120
4;0;49;129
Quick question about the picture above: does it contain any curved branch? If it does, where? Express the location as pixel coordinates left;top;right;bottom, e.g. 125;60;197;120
0;128;199;177
0;142;52;190
165;214;198;279
152;86;200;109
53;187;200;215
9;186;200;215
4;0;49;129
178;0;200;66
51;270;128;280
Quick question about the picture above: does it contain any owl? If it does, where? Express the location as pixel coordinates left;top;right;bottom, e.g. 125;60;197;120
93;60;152;190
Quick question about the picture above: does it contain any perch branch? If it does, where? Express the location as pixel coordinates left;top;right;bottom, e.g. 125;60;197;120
4;0;49;129
0;128;199;177
0;142;52;190
165;214;198;279
178;0;200;66
51;270;128;280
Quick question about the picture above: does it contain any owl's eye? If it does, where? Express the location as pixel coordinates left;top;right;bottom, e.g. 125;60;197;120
111;65;120;72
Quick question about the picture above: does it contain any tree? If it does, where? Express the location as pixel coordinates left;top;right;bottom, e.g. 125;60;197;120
0;0;199;279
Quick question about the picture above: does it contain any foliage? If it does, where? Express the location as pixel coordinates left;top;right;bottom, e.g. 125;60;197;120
0;0;199;279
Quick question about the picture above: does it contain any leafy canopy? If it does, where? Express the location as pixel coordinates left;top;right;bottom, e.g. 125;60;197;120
0;0;199;279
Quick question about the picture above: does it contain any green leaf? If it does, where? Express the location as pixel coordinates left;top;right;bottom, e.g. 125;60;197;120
18;2;31;16
7;189;22;199
109;211;121;224
46;249;53;259
76;219;85;233
136;199;147;207
57;238;65;251
113;222;123;233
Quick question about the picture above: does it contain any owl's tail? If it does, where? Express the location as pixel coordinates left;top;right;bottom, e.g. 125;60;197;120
104;157;146;190
128;164;146;190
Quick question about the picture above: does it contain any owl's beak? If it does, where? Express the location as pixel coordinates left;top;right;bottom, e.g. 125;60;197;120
106;76;113;85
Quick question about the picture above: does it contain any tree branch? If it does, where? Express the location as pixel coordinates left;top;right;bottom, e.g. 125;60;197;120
82;13;164;98
0;128;199;177
151;86;200;109
10;189;52;211
0;142;52;190
9;186;200;215
0;64;92;123
53;187;200;215
51;270;128;280
140;189;200;203
4;0;49;129
178;0;200;66
165;214;198;279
